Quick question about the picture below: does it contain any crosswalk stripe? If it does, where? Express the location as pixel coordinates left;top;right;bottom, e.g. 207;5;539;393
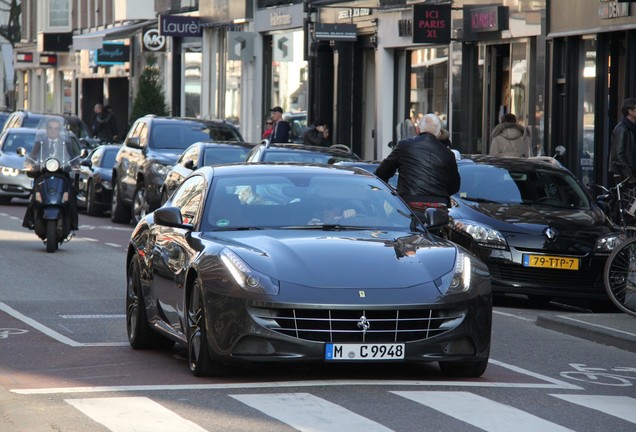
392;391;575;432
230;393;394;432
64;397;207;432
551;394;636;424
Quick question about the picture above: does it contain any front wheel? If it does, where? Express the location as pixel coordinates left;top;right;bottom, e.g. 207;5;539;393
111;180;130;224
86;181;103;216
439;358;489;378
603;237;636;317
45;220;57;253
132;182;149;224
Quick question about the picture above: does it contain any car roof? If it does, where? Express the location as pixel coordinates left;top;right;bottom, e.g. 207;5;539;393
261;143;356;155
195;141;257;148
1;127;38;134
459;154;568;171
197;162;376;179
140;116;238;127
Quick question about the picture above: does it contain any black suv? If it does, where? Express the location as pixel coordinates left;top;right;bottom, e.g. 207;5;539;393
2;110;99;149
111;115;243;224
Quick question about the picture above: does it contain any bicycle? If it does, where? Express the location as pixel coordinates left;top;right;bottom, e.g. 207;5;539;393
600;177;636;316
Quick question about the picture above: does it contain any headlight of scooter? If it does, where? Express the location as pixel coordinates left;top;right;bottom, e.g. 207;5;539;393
45;158;60;172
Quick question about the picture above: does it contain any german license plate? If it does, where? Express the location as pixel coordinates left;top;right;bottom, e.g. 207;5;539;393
325;343;405;361
522;254;579;270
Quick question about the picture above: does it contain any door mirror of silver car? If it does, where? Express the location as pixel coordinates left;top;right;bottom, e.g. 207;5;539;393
16;147;26;156
126;136;142;149
154;206;194;230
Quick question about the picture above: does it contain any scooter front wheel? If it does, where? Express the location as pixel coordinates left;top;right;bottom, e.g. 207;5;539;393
46;220;57;253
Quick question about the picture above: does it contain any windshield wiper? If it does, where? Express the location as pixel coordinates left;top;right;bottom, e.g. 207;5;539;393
461;197;501;204
213;226;264;231
280;224;369;231
397;209;426;232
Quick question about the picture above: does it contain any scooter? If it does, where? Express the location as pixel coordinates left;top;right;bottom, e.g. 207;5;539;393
18;146;85;253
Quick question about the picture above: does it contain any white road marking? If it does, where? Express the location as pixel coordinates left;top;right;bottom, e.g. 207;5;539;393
65;397;207;432
77;237;99;242
105;243;122;248
393;391;575;432
230;392;393;432
551;394;636;424
78;224;132;232
493;310;535;322
60;314;125;319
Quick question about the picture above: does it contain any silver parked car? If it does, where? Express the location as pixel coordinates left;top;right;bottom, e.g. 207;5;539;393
0;128;38;204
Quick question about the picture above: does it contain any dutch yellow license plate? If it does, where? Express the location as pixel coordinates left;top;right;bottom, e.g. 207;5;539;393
523;254;579;270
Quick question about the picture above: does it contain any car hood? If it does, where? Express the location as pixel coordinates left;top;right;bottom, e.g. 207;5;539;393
203;230;458;289
451;199;615;251
0;153;28;170
146;148;182;165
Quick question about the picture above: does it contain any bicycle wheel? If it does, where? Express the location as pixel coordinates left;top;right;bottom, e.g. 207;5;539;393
604;236;636;316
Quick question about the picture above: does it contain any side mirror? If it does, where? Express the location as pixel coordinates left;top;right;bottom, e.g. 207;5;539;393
184;160;195;170
16;147;26;156
80;158;92;167
80;149;89;158
126;136;142;149
153;206;194;230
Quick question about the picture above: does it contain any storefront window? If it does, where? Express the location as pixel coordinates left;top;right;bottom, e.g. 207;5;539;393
580;38;596;186
225;59;241;125
184;48;202;118
271;30;307;114
409;47;449;127
45;69;55;113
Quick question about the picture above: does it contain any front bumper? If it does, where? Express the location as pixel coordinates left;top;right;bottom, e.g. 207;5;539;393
0;173;32;199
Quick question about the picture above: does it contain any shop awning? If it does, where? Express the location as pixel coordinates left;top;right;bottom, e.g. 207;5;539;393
72;20;155;50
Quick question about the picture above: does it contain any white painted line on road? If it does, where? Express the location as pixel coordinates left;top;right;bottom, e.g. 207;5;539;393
105;243;122;248
10;358;584;394
231;393;393;432
557;315;636;338
60;314;125;319
493;310;535;322
78;224;132;232
0;302;82;347
551;394;636;424
65;397;207;432
0;302;128;348
393;391;575;432
78;237;99;242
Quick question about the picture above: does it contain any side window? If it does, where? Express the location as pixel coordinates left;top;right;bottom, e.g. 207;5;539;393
138;123;149;147
90;148;103;165
172;175;205;225
180;147;198;167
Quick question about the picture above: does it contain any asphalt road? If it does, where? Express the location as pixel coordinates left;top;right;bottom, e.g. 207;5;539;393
1;201;635;432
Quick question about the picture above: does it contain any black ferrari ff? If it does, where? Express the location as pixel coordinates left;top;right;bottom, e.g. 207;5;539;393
125;164;492;378
447;155;622;302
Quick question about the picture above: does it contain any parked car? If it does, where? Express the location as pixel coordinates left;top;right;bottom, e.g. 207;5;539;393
446;154;622;303
245;142;360;163
1;110;100;149
284;111;308;143
0;128;38;204
77;144;120;216
125;163;492;377
161;140;257;204
111;115;244;224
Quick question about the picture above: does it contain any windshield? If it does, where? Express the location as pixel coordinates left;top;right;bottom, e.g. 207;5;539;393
203;146;251;165
23;116;82;172
262;150;359;164
1;131;37;154
458;164;591;209
202;172;415;231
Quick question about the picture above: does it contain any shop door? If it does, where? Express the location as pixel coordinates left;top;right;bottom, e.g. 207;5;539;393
483;44;510;152
108;78;129;139
81;78;104;133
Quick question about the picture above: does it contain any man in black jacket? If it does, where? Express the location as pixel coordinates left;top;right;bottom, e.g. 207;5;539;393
609;98;636;183
376;113;460;227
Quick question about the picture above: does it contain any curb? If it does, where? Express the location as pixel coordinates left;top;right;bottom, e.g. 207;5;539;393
536;313;636;354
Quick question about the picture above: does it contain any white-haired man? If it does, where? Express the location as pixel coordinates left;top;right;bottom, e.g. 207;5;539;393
376;113;460;229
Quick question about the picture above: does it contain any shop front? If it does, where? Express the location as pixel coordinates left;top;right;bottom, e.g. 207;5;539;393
548;0;636;188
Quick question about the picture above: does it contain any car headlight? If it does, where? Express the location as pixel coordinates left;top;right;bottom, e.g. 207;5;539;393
45;158;61;172
0;166;20;176
452;219;508;250
595;233;625;252
220;248;280;295
437;251;472;295
150;162;172;177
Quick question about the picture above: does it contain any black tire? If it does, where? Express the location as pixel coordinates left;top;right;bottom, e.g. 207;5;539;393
126;255;174;349
0;196;11;204
187;279;224;377
86;181;103;216
603;237;636;317
132;182;149;224
45;220;57;253
111;180;130;224
439;358;489;378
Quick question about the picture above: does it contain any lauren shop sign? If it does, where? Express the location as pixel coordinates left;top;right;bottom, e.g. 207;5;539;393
159;15;202;38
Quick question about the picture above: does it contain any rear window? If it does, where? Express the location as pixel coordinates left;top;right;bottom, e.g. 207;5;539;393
1;132;36;153
23;117;43;128
151;123;242;150
203;146;251;165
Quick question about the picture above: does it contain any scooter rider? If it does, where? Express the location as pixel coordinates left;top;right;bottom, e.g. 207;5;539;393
22;116;81;231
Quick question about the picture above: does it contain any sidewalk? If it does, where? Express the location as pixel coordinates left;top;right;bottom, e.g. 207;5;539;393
537;313;636;353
